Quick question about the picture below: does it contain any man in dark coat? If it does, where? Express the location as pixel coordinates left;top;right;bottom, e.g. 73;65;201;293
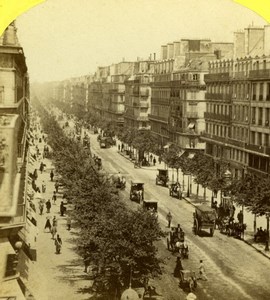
46;199;51;213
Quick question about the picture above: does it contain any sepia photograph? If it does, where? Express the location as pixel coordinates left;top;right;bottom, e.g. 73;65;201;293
1;0;270;299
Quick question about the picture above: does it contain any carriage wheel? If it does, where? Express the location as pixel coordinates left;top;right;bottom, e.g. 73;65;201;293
210;227;214;237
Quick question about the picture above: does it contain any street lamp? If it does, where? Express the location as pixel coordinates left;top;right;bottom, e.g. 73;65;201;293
265;212;270;251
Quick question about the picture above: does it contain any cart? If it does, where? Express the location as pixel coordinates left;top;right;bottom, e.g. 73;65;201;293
193;204;216;236
169;181;182;199
130;181;144;203
143;200;158;218
156;169;169;187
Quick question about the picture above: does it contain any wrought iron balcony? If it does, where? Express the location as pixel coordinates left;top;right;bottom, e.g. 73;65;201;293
249;69;270;79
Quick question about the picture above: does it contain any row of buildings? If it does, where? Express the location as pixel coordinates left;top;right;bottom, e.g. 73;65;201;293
35;24;270;180
0;22;36;299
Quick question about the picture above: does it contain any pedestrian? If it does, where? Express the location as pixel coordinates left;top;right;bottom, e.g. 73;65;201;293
38;200;44;215
166;211;172;228
33;169;38;180
52;216;57;227
66;216;71;230
44;217;52;232
149;154;153;163
51;225;57;240
55;234;62;254
52;191;57;204
198;260;207;281
237;210;243;224
39;162;45;173
41;181;46;193
158;156;162;164
54;180;59;193
46;199;51;213
50;169;54;182
153;157;156;166
118;144;120;152
173;257;183;278
60;201;66;216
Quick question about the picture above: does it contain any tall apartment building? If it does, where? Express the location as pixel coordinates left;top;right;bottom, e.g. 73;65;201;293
0;22;31;299
87;61;135;126
150;39;234;150
203;25;270;178
203;55;270;178
124;60;155;130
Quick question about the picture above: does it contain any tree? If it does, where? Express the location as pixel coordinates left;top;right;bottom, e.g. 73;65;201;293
35;99;165;298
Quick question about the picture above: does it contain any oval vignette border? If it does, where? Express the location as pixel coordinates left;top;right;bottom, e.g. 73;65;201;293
0;0;45;36
0;0;269;36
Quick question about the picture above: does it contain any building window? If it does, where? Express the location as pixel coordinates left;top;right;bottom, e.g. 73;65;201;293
258;108;263;125
267;83;270;101
259;83;264;100
265;134;269;147
252;83;257;100
257;132;262;146
251;131;255;144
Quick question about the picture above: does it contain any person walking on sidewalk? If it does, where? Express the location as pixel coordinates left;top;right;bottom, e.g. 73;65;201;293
41;181;46;193
39;161;45;173
44;217;52;232
153;157;156;166
60;201;66;216
149;154;153;163
39;200;44;215
50;169;54;182
52;191;57;204
55;234;62;254
66;216;71;231
51;225;57;240
46;199;51;213
166;211;172;228
52;216;57;227
54;180;59;193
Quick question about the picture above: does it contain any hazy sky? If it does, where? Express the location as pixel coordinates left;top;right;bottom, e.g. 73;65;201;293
16;0;267;83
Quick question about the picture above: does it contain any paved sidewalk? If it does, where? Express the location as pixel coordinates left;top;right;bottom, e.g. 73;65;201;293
116;143;270;261
23;125;92;300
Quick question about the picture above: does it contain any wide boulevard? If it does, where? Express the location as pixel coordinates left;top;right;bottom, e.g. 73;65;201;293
85;126;270;300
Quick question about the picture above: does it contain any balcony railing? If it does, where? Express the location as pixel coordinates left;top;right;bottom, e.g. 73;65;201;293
204;112;230;122
204;72;230;82
205;93;232;101
148;114;168;123
249;69;270;79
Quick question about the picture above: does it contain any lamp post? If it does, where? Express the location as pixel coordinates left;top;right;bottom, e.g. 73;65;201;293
265;212;270;251
187;174;190;197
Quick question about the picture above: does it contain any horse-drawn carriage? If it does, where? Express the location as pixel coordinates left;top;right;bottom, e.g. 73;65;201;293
156;169;169;187
130;181;144;203
218;217;246;239
143;200;158;217
169;182;182;199
167;225;189;259
193;205;216;236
